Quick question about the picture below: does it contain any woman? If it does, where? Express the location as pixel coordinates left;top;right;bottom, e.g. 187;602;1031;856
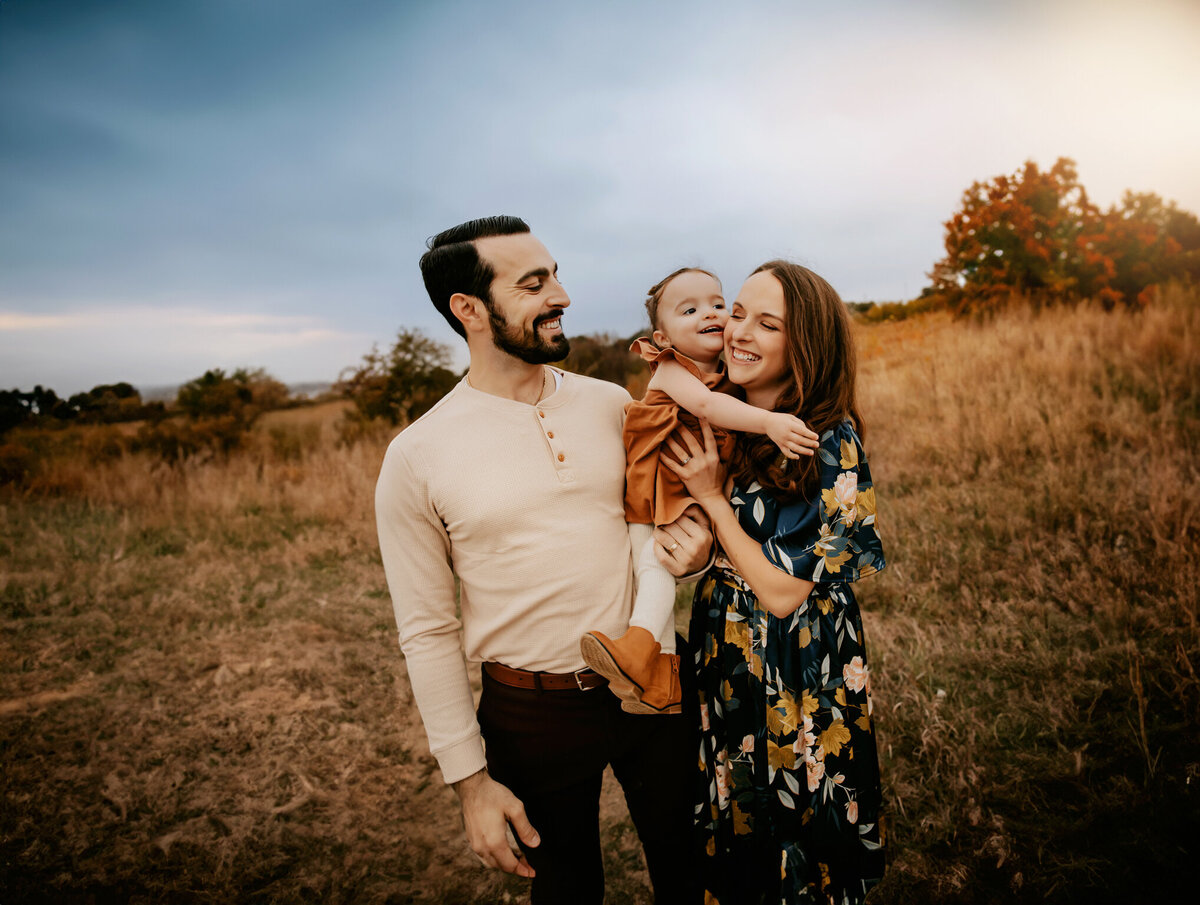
664;261;886;904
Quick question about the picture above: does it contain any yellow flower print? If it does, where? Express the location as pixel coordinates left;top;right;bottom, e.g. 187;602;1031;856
767;689;802;736
857;486;877;519
814;522;854;574
749;647;764;680
732;799;752;835
724;618;752;660
818;718;852;758
801;690;820;718
839;438;859;469
767;738;797;773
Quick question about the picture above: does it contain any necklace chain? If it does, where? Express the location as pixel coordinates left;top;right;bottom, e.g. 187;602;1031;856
467;366;547;405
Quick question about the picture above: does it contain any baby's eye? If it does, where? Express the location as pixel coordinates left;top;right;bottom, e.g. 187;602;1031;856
714;303;726;310
683;307;696;315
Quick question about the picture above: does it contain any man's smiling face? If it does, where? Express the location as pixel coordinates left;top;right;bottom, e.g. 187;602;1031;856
474;233;571;364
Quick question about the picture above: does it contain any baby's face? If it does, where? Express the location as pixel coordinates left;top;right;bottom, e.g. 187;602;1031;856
652;271;727;364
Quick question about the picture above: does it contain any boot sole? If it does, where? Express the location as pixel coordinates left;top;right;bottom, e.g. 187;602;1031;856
580;633;644;703
580;634;681;715
621;699;682;715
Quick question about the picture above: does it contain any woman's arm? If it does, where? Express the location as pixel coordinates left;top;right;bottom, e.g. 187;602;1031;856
661;421;815;617
650;359;817;459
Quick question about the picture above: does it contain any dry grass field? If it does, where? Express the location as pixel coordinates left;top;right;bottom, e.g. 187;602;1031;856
2;290;1198;903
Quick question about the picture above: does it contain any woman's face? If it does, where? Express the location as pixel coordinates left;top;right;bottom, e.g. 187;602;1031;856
725;270;791;406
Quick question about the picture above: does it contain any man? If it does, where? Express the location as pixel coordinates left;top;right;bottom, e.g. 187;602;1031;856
375;216;711;904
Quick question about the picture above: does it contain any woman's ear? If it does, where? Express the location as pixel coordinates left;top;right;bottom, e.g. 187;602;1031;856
450;293;487;334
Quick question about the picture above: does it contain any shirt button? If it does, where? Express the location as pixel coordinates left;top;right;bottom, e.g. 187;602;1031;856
557;453;565;462
547;431;554;438
538;411;545;418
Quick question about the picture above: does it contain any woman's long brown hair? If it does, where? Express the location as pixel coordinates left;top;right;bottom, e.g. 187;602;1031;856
727;260;865;502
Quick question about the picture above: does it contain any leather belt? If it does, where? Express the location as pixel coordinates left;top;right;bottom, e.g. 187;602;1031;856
484;661;607;692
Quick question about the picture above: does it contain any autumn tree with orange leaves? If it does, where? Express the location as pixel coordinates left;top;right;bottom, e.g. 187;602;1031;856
928;157;1200;312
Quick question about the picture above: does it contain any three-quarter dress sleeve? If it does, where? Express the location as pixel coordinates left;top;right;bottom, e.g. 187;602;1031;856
762;420;886;583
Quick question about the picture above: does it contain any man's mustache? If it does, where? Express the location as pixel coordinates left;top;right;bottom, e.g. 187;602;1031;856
534;309;566;328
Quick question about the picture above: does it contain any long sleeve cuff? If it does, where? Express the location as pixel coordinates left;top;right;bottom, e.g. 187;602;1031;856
434;732;488;785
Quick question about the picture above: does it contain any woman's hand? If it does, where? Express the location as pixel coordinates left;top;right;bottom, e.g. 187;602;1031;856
661;420;727;512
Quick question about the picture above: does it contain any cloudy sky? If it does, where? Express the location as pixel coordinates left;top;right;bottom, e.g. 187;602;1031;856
2;0;1198;395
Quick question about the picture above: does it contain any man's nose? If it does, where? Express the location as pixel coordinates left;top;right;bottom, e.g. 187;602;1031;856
550;278;570;308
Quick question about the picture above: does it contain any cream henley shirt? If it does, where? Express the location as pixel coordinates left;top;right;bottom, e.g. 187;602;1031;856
375;369;639;784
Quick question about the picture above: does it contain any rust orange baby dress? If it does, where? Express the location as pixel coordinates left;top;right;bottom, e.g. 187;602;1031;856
623;338;739;527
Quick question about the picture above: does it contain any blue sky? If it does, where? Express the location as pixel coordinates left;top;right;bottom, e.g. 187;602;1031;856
2;0;1198;394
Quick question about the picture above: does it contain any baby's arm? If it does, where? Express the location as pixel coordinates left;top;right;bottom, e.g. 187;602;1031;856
650;359;818;458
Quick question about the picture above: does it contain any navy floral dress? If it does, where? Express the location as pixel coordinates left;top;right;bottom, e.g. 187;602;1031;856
690;420;886;905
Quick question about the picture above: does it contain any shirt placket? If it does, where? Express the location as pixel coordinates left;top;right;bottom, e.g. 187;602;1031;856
536;406;575;483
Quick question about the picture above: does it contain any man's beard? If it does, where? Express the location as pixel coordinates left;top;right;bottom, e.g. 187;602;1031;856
485;302;570;364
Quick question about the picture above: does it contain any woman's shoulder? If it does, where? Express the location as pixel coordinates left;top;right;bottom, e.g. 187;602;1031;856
816;418;865;464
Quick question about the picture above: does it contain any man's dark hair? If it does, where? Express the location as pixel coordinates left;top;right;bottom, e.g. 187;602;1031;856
419;215;531;338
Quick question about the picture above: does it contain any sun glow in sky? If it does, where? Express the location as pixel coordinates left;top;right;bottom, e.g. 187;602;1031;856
2;0;1198;393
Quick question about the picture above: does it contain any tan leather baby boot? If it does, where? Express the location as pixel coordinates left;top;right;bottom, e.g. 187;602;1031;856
580;626;682;715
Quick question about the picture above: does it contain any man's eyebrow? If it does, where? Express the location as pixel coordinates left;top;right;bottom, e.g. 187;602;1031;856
515;263;557;284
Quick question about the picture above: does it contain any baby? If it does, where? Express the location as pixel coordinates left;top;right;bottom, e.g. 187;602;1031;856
581;267;816;713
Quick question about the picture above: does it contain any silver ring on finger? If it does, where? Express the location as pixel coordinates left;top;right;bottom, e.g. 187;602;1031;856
669;542;680;552
680;456;690;465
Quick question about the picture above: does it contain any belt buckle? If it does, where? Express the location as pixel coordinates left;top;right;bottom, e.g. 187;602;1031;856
573;667;596;691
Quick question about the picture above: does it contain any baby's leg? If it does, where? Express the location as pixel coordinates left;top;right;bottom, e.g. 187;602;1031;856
627;523;677;655
578;522;682;713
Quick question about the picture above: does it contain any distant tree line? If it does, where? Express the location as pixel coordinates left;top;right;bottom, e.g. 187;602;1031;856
0;383;166;435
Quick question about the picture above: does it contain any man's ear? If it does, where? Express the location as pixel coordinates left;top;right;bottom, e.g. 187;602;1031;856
450;293;487;334
651;328;671;349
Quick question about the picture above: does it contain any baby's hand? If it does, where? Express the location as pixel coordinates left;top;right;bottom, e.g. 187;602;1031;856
766;413;819;459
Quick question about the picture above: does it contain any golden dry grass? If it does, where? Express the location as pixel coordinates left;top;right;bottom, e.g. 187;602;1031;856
2;291;1198;903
